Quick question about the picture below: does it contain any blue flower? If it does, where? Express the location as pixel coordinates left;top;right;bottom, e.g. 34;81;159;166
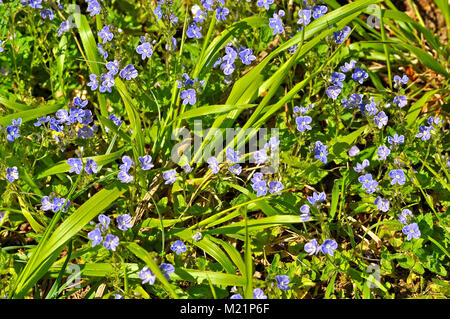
340;60;356;72
119;64;138;81
254;149;268;164
207;157;220;174
223;46;237;63
139;267;156;285
85;159;98;175
187;23;202;39
119;156;133;172
374;111;388;128
257;0;274;10
154;5;162;20
296;115;312;132
98;26;113;43
163;169;177;184
57;21;70;37
97;43;108;59
393;95;407;108
87;74;99;91
193;232;202;241
106;60;120;75
87;1;101;16
98;214;111;231
220;61;235;75
41;196;52;211
362;178;378;194
29;0;42;9
40;9;54;20
352;67;368;84
251;172;264;184
388;133;404;145
348;145;360;157
393;74;408;88
170;240;186;255
269;10;284;35
117;214;133;231
374;196;389;212
69;108;85;124
103;234;119;251
6;125;20;142
136;42;153;60
118;170;133;183
312;5;327;19
6;167;19;183
330;72;346;87
265;136;280;151
138;155;154;170
67;158;83;174
326;86;341;100
333;26;351;44
226;147;240;163
402;223;421;241
398;209;412;225
275;275;290;290
230;294;243;299
299;204;310;222
216;6;229;21
238;48;256;65
159;263;175;280
192;6;206;23
377;145;390;160
313;141;328;164
228;164;242;175
253;288;267;299
88;228;103;247
321;239;338;256
297;9;312;27
307;191;326;206
73;97;88;108
353;159;370;173
252;180;268;197
389;169;406;185
416;126;432;141
51;197;70;213
304;239;320;255
268;181;283;194
180;89;196;105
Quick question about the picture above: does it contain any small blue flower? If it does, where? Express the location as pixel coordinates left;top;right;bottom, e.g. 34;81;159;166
41;196;52;211
297;9;312;28
159;263;175;281
254;149;268;164
374;111;388;129
393;95;407;108
252;180;268;197
265;136;280;151
296;115;312;132
330;72;345;87
6;125;20;142
87;74;99;91
257;0;274;10
118;170;133;183
138;155;154;170
268;181;283;194
269;10;284;35
117;214;133;231
186;23;202;39
6;167;19;183
353;159;370;173
398;209;412;225
326;86;341;100
87;0;101;16
226;147;240;163
307;191;326;206
170;240;186;255
333;26;351;44
88;228;103;247
207;157;220;174
57;21;70;37
253;288;267;299
304;239;320;255
119;64;138;81
67;158;83;174
85;159;98;175
228;164;242;175
388;133;404;145
230;294;243;299
275;275;290;290
103;234;119;251
139;267;156;285
216;6;229;21
180;89;196;105
238;48;256;65
193;232;202;242
389;169;406;185
340;60;356;72
402;223;421;241
312;5;327;19
393;74;408;88
352;67;368;84
98;26;113;43
40;9;54;20
119;156;133;172
374;196;389;212
348;145;360;157
51;197;70;213
415;126;433;141
97;43;108;59
377;145;390;160
314;141;328;164
321;239;338;256
163;169;177;185
299;204;310;222
136;42;153;60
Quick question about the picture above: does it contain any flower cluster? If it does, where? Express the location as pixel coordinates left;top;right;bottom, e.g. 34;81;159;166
87;214;120;251
304;238;338;256
41;195;71;213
